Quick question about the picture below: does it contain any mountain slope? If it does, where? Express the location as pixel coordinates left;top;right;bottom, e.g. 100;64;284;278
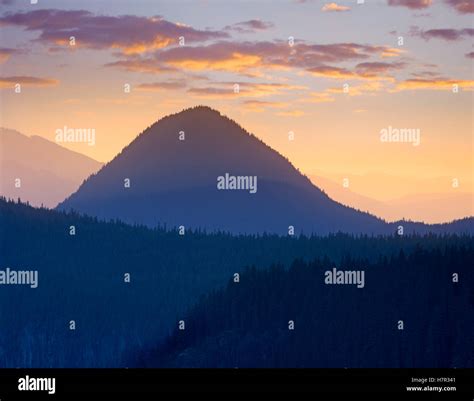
57;106;472;235
0;128;102;208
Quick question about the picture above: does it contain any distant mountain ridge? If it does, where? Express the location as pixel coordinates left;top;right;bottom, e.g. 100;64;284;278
57;106;474;235
0;128;102;208
310;174;473;224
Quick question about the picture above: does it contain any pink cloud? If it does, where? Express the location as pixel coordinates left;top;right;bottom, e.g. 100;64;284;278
0;47;18;63
307;65;355;79
137;80;187;91
388;0;432;9
225;20;274;33
0;9;228;54
417;28;474;41
445;0;474;13
355;61;406;77
307;61;405;80
108;40;400;74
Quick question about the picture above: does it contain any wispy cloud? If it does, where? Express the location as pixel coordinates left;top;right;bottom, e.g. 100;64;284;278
0;75;58;88
137;80;187;91
395;77;474;90
242;99;288;112
0;47;18;63
444;0;474;13
411;27;474;41
225;20;274;33
307;61;404;80
188;81;304;98
354;61;406;78
276;110;305;117
107;40;403;79
321;3;351;12
327;81;385;96
0;9;228;54
299;92;335;103
308;65;355;79
104;58;178;74
387;0;432;9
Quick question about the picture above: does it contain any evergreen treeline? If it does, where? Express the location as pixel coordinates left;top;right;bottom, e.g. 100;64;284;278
138;248;474;368
0;197;473;367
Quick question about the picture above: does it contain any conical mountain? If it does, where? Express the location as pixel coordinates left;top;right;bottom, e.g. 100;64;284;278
57;106;400;234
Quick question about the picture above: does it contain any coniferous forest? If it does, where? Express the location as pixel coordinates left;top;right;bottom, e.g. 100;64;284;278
1;197;473;368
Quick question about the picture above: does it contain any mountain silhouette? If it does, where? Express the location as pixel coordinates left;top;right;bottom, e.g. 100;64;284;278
310;174;474;224
0;128;102;208
57;106;473;235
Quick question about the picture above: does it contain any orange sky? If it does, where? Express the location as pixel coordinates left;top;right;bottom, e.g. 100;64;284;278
0;0;472;220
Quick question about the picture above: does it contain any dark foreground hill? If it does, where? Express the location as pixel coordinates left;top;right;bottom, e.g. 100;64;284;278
56;106;473;235
137;253;474;368
1;198;473;367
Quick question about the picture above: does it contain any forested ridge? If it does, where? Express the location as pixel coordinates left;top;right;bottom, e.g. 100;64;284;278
138;248;474;367
1;198;472;367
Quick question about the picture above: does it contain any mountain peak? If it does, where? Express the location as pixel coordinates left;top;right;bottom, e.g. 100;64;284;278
159;105;221;122
186;105;221;114
57;108;389;235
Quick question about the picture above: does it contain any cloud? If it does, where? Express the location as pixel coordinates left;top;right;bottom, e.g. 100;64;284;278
0;47;18;63
225;20;274;33
187;87;233;97
276;110;305;117
327;81;385;96
307;65;355;79
137;80;187;91
299;92;335;103
188;81;303;98
322;3;351;12
243;100;287;107
242;100;288;112
414;28;474;41
387;0;432;9
380;47;404;58
410;70;441;78
0;75;58;88
0;9;228;54
354;61;406;78
444;0;474;13
104;58;178;74
159;43;264;73
307;61;404;80
107;40;402;77
395;77;474;90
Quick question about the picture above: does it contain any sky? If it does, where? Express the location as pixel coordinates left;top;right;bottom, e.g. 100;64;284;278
0;0;473;210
